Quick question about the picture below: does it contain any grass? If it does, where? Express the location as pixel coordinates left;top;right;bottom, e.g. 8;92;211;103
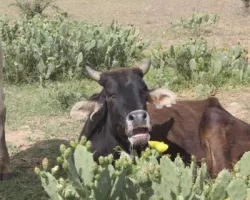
0;139;69;200
4;79;100;129
1;79;101;199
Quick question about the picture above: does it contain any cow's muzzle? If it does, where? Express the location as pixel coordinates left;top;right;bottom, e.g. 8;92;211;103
126;110;151;147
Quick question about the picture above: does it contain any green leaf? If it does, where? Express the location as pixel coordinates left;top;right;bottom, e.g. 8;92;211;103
45;64;55;79
234;151;250;177
226;179;247;200
189;58;197;71
76;52;83;67
86;40;96;51
233;44;242;58
213;60;222;75
74;145;94;186
40;172;63;200
93;167;112;200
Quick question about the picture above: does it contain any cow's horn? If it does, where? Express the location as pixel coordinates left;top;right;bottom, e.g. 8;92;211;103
86;66;101;81
139;59;151;75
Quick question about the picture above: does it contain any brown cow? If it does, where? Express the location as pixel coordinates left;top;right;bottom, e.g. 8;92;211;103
146;96;250;177
0;41;11;181
200;107;250;177
147;97;225;163
144;96;250;178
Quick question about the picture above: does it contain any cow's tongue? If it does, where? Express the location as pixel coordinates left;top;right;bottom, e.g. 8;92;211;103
132;127;148;135
129;127;150;146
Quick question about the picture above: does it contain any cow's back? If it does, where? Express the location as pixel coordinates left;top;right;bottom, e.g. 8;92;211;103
147;97;222;162
200;106;250;177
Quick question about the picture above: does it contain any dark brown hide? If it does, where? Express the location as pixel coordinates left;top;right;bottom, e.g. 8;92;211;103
200;107;250;177
148;97;224;163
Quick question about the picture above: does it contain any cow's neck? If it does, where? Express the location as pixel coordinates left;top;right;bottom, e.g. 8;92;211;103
84;112;131;160
104;114;131;155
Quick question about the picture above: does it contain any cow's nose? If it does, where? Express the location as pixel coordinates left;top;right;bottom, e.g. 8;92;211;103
127;110;148;124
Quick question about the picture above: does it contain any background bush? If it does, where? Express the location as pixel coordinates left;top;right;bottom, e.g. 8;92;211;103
150;38;250;92
9;0;56;19
1;12;249;94
0;14;150;83
49;79;100;110
170;12;219;36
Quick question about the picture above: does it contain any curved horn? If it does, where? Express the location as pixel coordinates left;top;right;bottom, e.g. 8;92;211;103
86;66;101;81
138;59;151;75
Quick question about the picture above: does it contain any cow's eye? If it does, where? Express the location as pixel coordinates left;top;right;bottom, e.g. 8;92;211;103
110;94;116;99
140;87;148;94
106;92;116;99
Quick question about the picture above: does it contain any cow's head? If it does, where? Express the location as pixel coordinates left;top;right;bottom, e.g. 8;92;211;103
71;60;176;150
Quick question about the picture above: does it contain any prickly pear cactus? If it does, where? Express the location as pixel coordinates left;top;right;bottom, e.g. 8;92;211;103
234;151;250;178
226;179;247;200
36;137;250;200
209;170;231;200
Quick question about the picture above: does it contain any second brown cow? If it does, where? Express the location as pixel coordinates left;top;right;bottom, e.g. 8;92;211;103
148;95;250;177
147;97;222;161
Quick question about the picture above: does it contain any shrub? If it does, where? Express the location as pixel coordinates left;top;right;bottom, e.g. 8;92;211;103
36;138;250;200
52;83;86;110
150;38;250;93
0;15;150;84
9;0;56;18
241;0;250;11
171;12;219;36
50;80;100;110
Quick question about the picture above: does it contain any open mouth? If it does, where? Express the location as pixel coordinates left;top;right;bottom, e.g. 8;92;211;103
128;127;150;147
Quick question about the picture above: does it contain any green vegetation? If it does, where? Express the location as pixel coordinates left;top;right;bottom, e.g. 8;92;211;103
0;14;149;84
37;138;250;200
150;38;250;95
0;11;249;94
171;12;219;36
4;79;100;129
9;0;56;18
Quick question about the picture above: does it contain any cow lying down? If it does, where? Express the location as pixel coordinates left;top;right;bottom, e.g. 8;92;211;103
71;60;250;177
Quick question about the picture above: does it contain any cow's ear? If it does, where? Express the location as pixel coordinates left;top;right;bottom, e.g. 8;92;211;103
70;100;103;120
148;88;177;109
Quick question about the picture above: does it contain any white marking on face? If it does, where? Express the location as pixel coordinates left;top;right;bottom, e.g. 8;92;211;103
125;110;151;137
128;133;151;148
126;119;134;137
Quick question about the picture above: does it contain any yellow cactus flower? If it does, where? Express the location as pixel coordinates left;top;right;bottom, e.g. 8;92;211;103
148;141;158;148
224;198;230;200
148;141;169;153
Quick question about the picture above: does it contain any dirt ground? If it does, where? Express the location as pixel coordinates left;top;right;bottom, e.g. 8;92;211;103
58;0;250;48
